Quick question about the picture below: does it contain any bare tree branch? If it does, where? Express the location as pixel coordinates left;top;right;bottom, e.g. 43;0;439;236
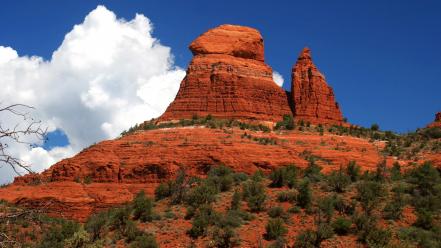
0;103;47;175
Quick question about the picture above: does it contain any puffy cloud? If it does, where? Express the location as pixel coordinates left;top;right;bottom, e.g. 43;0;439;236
272;71;284;87
0;5;185;184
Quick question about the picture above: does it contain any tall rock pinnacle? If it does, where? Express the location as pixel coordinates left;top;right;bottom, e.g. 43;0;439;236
160;24;292;122
291;48;344;125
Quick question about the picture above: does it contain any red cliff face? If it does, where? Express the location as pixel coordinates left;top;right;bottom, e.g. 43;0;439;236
159;25;292;122
291;48;344;125
428;112;441;128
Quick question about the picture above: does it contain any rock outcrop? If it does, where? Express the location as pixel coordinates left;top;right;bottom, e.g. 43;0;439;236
1;127;390;221
160;25;292;122
291;48;344;125
428;112;441;128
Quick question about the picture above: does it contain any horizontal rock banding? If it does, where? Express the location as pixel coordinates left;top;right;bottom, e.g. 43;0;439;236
291;48;344;125
160;24;292;122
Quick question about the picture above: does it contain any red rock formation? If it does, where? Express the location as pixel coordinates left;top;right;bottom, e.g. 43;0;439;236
160;25;292;122
428;112;441;128
1;127;394;221
291;48;344;125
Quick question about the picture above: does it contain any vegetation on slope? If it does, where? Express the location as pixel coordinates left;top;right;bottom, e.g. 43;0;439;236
3;159;440;247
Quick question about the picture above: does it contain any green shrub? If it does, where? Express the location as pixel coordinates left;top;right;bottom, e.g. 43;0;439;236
288;206;301;214
422;127;441;139
230;190;242;211
294;224;333;248
185;182;217;207
366;228;391;248
390;162;402;181
129;233;158;248
297;180;312;209
277;190;296;203
264;218;287;240
275;114;294;130
132;191;155;222
327;169;351;193
346;161;361;182
294;229;316;248
187;205;219;238
270;165;299;188
108;207;131;230
232;172;248;183
414;209;434;230
383;185;405;220
207;165;234;192
211;226;240;248
374;160;388;182
85;211;107;241
124;220;143;243
269;168;285;188
304;159;323;182
250;170;265;182
332;217;352;235
352;212;377;243
154;182;171;200
267;206;287;219
242;180;266;212
370;123;380;131
356;181;385;214
38;220;80;248
318;196;335;223
83;175;93;184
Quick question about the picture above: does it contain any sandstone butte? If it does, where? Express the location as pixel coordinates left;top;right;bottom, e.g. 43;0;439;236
0;24;438;229
159;24;292;123
428;111;441;128
291;48;344;125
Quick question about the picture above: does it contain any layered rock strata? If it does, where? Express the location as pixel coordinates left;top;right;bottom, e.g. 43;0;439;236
291;48;344;125
160;24;292;122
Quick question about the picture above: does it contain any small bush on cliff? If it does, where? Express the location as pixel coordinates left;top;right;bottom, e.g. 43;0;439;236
326;168;351;193
265;218;287;240
332;217;352;235
85;211;108;241
275;114;294;130
132;191;156;222
129;233;158;248
187;205;220;238
346;161;361;182
207;165;234;192
242;180;266;212
356;180;385;214
154;182;172;200
38;220;80;248
211;226;240;248
185;181;217;207
269;165;298;188
297;180;312;209
304;158;323;182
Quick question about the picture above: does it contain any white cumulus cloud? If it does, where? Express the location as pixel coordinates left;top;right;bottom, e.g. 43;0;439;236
0;5;185;184
272;71;284;87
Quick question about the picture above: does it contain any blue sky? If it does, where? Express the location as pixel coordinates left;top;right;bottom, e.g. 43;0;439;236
1;0;440;152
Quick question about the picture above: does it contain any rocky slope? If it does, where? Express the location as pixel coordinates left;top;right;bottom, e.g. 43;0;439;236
291;48;344;125
1;126;390;221
160;25;292;122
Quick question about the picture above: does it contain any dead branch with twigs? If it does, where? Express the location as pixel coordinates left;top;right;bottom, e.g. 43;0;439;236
0;103;47;175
